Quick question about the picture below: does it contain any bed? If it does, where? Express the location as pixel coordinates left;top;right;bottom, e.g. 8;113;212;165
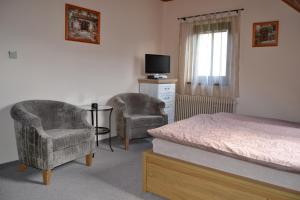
143;113;300;200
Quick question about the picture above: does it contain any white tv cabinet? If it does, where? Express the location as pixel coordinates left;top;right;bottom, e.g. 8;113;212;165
138;78;177;123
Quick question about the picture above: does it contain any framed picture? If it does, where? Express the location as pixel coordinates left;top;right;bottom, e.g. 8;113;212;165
252;21;279;47
65;4;100;44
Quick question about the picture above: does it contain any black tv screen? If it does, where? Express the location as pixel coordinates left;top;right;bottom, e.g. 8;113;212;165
145;54;170;74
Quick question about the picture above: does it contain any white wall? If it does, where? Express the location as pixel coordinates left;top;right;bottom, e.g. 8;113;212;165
161;0;300;122
0;0;163;164
1;0;300;164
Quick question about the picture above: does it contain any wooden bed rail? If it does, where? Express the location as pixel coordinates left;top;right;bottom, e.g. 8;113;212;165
143;150;300;200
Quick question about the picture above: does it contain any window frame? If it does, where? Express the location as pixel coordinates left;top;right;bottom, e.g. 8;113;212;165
193;22;231;86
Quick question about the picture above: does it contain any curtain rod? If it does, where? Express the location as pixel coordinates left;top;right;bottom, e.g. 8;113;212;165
177;8;244;21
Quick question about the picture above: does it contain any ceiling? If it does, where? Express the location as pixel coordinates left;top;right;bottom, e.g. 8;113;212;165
160;0;300;13
282;0;300;12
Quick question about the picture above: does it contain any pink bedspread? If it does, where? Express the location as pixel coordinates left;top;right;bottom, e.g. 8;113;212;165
148;113;300;173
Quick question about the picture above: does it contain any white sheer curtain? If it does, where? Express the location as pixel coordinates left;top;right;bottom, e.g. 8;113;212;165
178;11;240;97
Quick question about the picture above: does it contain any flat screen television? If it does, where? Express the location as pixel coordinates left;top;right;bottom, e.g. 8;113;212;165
145;54;170;74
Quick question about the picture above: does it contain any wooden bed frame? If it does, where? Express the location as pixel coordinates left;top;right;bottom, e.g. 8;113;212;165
143;150;300;200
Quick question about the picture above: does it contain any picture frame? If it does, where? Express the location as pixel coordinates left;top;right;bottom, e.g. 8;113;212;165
252;21;279;47
65;4;100;44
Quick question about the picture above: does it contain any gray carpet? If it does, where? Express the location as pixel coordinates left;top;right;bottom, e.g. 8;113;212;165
0;138;164;200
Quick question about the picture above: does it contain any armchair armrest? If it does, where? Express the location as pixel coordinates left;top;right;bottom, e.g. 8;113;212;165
147;96;167;115
72;107;94;129
147;97;168;124
152;97;165;110
11;104;54;169
11;104;52;135
11;105;42;128
107;96;128;138
108;96;127;113
10;104;51;138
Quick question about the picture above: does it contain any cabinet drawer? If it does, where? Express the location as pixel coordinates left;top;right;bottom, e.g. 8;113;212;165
159;93;175;103
139;84;153;96
168;116;174;123
164;108;175;123
158;84;175;94
164;101;174;109
164;108;174;116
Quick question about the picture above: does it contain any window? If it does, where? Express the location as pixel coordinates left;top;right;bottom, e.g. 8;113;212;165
194;27;230;85
178;14;240;97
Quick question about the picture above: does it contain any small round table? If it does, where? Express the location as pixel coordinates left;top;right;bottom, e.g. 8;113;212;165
81;105;113;152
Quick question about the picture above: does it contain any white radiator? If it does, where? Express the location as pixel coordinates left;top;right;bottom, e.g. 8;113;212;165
175;95;237;121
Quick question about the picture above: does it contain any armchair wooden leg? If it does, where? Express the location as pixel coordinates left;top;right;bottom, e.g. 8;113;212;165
86;153;93;167
124;136;129;151
42;169;52;185
18;164;27;172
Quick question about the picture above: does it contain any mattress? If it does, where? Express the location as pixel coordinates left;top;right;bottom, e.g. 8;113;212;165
152;138;300;192
148;113;300;172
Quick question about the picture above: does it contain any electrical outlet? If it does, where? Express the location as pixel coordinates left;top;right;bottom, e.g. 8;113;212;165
8;51;17;59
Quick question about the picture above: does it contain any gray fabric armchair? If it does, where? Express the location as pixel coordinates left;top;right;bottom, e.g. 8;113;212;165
10;100;95;185
107;93;167;150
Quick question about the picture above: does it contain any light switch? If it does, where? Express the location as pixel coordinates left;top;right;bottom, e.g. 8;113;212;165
8;51;17;59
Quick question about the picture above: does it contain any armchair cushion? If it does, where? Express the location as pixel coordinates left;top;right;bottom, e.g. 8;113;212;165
46;129;92;151
126;115;164;129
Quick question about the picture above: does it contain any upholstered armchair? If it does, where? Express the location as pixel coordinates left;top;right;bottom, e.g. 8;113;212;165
107;93;167;150
10;100;95;185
